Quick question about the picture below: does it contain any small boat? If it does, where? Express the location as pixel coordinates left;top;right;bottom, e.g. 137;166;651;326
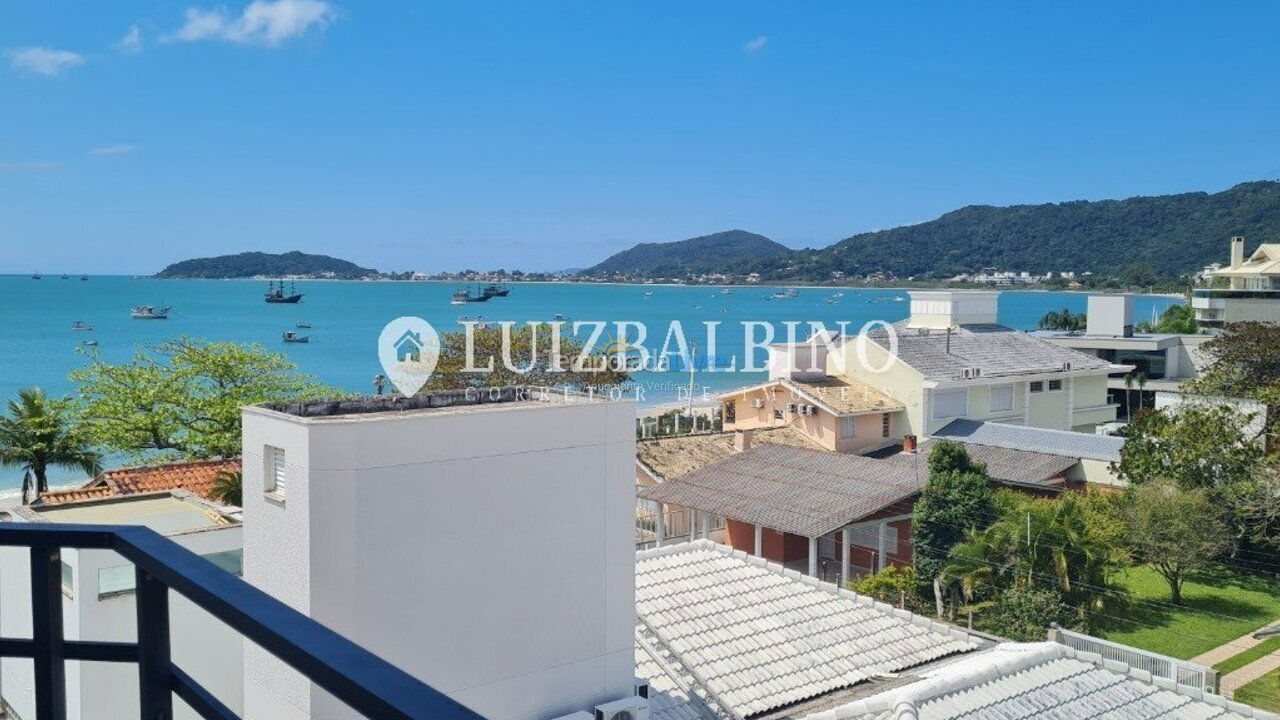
282;331;310;343
71;321;94;331
825;298;838;304
553;313;566;321
643;291;654;298
61;274;69;280
265;280;304;303
130;305;170;319
80;275;88;281
80;340;98;347
831;292;845;298
893;295;906;301
480;283;509;299
296;322;313;329
721;288;733;295
771;288;800;300
451;288;490;304
31;271;41;280
692;305;702;310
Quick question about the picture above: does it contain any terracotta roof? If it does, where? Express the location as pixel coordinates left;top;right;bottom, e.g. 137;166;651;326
36;458;240;506
636;427;822;481
780;377;905;415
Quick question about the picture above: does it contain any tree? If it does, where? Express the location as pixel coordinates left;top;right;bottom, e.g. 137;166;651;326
71;338;337;460
0;388;102;504
1115;404;1276;565
942;491;1124;629
209;470;243;507
1135;303;1197;334
423;324;629;392
1189;322;1280;452
984;587;1075;641
912;441;995;607
1038;308;1086;332
1125;481;1230;605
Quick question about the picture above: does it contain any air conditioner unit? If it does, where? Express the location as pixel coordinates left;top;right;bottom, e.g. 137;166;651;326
803;404;816;415
961;368;982;379
786;403;798;414
1062;361;1073;372
634;676;650;699
596;697;649;720
550;713;593;720
751;398;766;409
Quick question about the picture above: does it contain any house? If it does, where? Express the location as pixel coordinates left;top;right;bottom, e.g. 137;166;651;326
635;541;1249;720
637;428;1087;582
1194;236;1280;330
33;457;240;506
1036;294;1211;416
0;491;244;720
393;328;424;361
239;386;638;720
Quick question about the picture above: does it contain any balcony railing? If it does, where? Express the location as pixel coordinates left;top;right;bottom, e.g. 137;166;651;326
0;522;487;720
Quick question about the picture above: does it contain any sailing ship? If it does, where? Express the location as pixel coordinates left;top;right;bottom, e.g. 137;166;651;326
130;305;171;319
264;280;304;304
282;331;310;343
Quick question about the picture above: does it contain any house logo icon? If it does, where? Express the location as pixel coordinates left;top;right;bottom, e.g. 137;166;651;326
378;317;440;396
394;329;424;362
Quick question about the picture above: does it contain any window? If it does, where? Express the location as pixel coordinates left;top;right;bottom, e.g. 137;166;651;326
931;389;968;420
724;401;736;424
98;549;244;598
773;409;783;421
989;384;1014;413
266;445;287;496
881;413;891;438
840;416;856;439
61;561;74;598
1048;379;1063;392
1029;381;1045;393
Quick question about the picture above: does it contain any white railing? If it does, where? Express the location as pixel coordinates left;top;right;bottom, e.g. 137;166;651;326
1048;626;1219;692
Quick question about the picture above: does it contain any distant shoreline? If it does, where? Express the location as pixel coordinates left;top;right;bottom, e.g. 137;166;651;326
115;276;1186;298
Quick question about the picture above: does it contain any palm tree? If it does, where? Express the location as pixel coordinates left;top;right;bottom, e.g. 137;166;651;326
0;388;102;504
1038;308;1086;332
1123;373;1135;422
210;470;242;507
1134;371;1148;416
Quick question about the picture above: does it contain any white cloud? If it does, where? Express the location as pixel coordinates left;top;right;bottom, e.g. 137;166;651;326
743;35;769;54
6;46;85;76
167;0;336;46
116;25;144;54
88;144;138;156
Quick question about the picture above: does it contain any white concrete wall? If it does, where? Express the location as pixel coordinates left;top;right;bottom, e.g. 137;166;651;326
242;396;637;720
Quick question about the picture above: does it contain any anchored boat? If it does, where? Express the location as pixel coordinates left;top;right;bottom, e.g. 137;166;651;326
265;280;304;304
130;305;170;319
282;331;310;343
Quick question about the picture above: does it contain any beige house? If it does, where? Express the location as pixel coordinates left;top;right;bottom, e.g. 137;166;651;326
1193;236;1280;329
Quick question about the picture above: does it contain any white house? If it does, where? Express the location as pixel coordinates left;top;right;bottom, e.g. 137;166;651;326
0;491;243;720
239;387;639;720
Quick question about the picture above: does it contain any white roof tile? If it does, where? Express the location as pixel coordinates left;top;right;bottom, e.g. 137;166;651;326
636;541;982;718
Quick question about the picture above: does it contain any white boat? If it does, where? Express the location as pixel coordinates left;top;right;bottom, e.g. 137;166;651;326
771;288;799;299
130;305;170;319
80;340;98;347
71;321;94;331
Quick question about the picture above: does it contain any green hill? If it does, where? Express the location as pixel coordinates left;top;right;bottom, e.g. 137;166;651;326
584;230;790;276
155;251;377;279
764;181;1280;280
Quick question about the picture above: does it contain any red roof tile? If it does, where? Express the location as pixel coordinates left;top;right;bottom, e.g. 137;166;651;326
36;458;240;506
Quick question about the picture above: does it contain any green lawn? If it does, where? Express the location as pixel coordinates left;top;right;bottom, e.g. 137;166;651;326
1234;665;1280;713
1215;636;1280;675
1096;566;1280;660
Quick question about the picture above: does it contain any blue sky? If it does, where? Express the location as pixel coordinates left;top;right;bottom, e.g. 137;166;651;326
2;1;1279;274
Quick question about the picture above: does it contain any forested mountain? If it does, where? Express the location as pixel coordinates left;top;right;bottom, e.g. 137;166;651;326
584;230;790;276
581;182;1280;281
155;251;377;279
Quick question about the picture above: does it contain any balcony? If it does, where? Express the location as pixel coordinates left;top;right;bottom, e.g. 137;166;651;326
0;522;486;720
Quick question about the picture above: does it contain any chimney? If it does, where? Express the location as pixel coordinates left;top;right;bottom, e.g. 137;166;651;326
734;429;754;453
1231;236;1246;269
902;434;918;454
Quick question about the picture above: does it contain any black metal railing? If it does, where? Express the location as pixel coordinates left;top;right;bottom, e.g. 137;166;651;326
0;522;487;720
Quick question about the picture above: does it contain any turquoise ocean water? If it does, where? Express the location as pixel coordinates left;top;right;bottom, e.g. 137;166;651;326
0;275;1179;493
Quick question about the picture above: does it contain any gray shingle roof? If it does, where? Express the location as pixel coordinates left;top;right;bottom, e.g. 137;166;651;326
638;445;929;537
869;323;1113;381
635;541;983;719
804;642;1277;720
637;442;1074;538
933;418;1124;463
